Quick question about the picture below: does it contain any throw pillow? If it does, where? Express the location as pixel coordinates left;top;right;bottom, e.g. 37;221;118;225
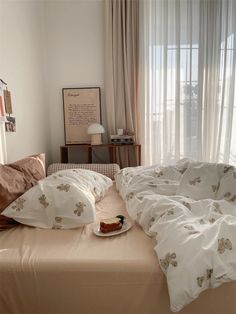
0;154;45;230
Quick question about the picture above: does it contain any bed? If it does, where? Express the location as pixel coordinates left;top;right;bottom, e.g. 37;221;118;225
1;162;236;314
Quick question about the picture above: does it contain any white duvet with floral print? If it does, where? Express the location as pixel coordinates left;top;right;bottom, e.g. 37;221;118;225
116;159;236;312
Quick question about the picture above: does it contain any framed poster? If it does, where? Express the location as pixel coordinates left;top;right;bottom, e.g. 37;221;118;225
62;87;101;144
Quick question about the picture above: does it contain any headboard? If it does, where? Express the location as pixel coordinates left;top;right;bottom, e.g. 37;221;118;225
47;163;120;180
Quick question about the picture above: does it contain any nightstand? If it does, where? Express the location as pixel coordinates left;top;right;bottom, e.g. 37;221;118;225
60;144;141;168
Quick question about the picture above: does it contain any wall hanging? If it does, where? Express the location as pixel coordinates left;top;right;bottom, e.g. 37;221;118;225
0;79;16;132
62;87;101;144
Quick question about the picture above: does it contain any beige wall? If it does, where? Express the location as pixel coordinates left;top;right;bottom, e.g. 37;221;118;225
0;0;105;164
44;0;106;163
0;0;51;164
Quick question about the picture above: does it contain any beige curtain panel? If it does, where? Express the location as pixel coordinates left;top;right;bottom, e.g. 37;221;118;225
105;0;139;167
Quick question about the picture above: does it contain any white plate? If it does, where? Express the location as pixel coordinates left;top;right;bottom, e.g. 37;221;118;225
93;221;132;237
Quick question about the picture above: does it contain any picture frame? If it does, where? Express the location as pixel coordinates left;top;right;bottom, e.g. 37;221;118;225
3;90;13;114
5;116;16;132
62;87;101;144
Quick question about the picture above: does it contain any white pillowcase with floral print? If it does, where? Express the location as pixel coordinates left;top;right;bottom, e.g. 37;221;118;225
56;168;113;202
2;169;112;229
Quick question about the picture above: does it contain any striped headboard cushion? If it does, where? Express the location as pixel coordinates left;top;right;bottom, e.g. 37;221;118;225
47;163;120;180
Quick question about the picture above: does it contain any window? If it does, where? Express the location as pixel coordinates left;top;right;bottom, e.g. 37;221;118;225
140;0;236;165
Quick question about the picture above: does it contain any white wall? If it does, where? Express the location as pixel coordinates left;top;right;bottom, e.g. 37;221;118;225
0;0;105;164
0;0;51;164
44;0;106;163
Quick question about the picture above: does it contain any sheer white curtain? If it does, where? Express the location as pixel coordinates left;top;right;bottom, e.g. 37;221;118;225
139;0;236;165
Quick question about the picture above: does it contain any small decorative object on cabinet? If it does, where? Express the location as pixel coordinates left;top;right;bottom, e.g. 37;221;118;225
60;143;141;168
110;134;134;144
87;123;105;145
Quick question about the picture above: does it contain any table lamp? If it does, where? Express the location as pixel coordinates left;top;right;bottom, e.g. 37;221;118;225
87;123;105;145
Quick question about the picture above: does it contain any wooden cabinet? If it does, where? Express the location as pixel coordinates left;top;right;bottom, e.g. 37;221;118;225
60;144;141;168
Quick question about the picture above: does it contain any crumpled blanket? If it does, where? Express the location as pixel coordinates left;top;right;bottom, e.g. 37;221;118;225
115;159;236;312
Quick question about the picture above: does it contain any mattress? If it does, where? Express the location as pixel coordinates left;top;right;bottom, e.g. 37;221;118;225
0;184;236;314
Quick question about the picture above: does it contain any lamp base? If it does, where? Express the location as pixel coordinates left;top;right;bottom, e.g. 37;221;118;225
91;134;102;145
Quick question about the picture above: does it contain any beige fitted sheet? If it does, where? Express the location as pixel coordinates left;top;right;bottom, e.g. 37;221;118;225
0;184;236;314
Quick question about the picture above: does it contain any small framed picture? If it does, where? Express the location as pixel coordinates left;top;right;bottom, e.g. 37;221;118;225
4;90;13;114
5;116;16;132
62;87;101;144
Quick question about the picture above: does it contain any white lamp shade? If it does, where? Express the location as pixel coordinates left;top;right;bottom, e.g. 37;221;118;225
87;123;105;134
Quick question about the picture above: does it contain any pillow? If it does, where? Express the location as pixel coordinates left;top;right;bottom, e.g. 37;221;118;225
217;169;236;202
55;169;113;202
2;170;99;229
177;163;221;200
0;154;45;231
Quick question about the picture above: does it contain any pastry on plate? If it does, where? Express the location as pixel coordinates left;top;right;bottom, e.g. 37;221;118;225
100;217;122;233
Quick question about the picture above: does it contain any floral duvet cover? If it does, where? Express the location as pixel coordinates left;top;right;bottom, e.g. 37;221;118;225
115;159;236;312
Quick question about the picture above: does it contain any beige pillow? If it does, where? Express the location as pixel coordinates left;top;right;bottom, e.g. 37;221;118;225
0;154;45;231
